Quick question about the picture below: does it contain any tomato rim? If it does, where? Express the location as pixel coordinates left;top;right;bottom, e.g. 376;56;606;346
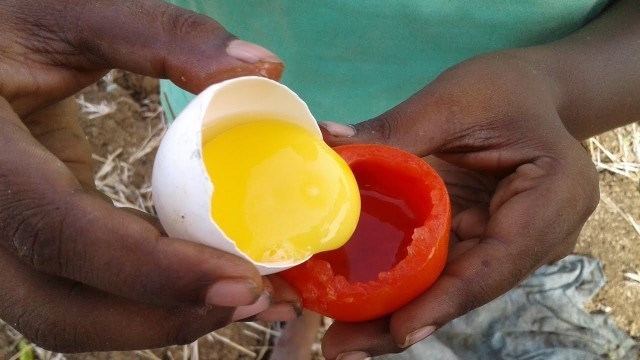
281;144;450;322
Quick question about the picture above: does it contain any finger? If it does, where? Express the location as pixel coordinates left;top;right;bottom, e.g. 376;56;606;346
322;317;400;360
254;275;302;322
319;59;560;162
121;207;167;235
22;98;95;190
22;97;116;204
0;246;235;353
231;289;273;322
271;310;322;360
267;275;302;304
0;99;263;308
59;0;283;91
3;0;284;113
321;112;532;170
319;85;463;157
451;207;489;241
386;152;599;349
425;156;495;214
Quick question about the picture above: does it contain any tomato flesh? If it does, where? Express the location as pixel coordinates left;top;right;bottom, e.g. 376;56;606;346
280;144;450;322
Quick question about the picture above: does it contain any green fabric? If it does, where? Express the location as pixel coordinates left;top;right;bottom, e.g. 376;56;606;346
161;0;610;124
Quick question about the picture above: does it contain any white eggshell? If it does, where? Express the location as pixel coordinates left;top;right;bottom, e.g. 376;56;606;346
152;76;321;275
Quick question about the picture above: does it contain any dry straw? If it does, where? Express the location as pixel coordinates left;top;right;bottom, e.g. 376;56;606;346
589;125;640;238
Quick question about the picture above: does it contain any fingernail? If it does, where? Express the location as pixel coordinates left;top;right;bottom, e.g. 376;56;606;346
227;39;282;64
336;351;370;360
401;325;437;348
319;121;356;138
255;302;302;322
205;279;259;307
231;291;272;321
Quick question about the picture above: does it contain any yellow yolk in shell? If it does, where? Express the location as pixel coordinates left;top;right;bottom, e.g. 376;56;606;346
202;118;360;264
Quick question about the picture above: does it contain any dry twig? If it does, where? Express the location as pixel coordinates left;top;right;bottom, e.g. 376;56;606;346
207;332;257;358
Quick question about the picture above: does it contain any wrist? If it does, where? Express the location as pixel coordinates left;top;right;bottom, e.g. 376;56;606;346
509;0;640;140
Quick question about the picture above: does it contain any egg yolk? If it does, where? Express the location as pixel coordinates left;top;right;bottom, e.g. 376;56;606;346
201;118;360;264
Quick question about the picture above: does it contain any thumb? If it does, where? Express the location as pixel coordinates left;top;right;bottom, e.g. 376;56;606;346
319;94;454;157
58;0;283;92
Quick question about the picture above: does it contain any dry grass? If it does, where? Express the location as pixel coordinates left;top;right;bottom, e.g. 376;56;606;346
86;77;167;214
91;120;164;213
4;323;286;360
589;124;640;183
588;125;640;306
589;126;640;237
625;271;640;288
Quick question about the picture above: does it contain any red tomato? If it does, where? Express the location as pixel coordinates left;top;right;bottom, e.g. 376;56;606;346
280;144;450;322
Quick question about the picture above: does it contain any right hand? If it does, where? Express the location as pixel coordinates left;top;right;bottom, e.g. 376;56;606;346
319;51;600;359
0;0;298;353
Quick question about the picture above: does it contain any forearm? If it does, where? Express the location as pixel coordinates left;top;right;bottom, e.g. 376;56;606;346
515;0;640;140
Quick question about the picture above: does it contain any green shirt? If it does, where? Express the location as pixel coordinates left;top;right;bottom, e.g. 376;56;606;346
161;0;610;124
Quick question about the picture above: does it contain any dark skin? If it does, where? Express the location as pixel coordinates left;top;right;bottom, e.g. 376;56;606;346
320;0;640;358
0;0;638;358
0;0;299;353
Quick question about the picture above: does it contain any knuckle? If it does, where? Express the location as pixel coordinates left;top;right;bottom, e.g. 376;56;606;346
362;112;403;145
379;116;398;143
11;309;73;353
160;6;212;37
0;195;65;272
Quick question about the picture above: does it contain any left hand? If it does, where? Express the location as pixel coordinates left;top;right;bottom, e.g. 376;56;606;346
0;0;295;352
319;51;600;359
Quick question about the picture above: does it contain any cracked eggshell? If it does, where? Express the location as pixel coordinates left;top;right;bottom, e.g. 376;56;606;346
152;76;322;275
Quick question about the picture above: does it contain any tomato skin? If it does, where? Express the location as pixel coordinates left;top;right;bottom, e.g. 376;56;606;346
280;144;450;322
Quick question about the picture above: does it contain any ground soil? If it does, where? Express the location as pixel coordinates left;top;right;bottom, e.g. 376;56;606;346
577;172;640;338
1;72;638;359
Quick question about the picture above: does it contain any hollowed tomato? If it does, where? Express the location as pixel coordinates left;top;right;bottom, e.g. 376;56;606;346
280;144;450;322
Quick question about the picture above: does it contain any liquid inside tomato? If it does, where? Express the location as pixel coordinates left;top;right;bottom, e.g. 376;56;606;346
314;159;432;283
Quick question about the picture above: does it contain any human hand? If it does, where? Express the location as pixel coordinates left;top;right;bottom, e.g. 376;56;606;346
0;0;298;352
319;52;600;358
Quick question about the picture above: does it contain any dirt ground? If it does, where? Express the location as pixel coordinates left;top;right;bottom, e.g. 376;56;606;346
1;71;639;359
577;171;640;337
